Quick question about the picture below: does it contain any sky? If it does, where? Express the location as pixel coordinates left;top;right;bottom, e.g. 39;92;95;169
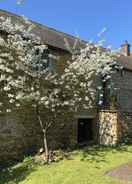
0;0;132;49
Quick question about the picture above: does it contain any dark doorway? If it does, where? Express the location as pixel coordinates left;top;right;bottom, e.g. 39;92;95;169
78;118;93;143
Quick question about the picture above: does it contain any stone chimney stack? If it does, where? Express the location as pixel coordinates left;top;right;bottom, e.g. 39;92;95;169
120;40;131;56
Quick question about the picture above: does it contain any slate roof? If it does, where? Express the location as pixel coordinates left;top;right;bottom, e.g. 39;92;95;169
0;9;85;52
0;9;132;71
117;55;132;71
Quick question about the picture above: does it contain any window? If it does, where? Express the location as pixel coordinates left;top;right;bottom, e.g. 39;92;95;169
33;48;50;72
96;80;117;108
34;48;58;72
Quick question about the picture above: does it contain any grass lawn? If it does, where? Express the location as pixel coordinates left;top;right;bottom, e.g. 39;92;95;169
1;145;132;184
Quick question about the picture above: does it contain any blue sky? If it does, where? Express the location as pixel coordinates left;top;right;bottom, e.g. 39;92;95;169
0;0;132;49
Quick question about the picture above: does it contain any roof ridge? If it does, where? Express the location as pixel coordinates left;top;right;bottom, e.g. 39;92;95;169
0;9;86;43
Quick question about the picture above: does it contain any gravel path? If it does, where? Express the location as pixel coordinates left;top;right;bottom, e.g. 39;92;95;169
105;162;132;182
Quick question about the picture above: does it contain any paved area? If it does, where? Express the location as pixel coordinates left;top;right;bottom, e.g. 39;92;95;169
105;162;132;182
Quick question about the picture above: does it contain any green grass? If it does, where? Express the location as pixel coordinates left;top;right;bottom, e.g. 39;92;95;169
1;145;132;184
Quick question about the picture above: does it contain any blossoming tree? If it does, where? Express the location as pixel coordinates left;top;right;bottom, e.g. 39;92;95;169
16;42;120;163
0;15;120;163
0;16;56;163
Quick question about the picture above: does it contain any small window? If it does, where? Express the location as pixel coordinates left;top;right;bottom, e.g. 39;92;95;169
41;49;50;69
32;49;50;72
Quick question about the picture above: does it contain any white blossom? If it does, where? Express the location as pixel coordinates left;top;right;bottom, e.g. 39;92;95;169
3;86;11;91
6;109;11;113
16;104;20;107
9;99;15;103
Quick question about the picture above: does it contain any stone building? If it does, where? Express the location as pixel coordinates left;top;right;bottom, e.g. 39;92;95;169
0;9;132;163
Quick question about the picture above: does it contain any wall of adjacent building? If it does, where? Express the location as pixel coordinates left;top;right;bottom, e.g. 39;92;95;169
109;69;132;143
112;69;132;111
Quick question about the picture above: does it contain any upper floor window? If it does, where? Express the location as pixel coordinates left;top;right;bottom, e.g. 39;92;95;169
96;80;118;109
33;48;50;72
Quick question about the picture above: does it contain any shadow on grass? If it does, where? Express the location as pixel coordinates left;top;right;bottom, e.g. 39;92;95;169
0;158;37;184
0;144;131;183
80;144;132;165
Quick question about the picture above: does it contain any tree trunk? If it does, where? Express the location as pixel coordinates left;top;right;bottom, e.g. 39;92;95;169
36;112;50;164
43;129;49;164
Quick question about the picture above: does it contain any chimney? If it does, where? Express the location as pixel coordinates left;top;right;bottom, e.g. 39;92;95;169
120;40;131;56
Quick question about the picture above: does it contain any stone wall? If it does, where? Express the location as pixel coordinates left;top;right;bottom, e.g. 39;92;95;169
0;108;75;163
0;106;99;163
108;69;132;144
118;111;132;143
98;110;118;145
0;110;41;163
0;46;74;164
112;70;132;111
98;110;132;145
49;47;70;74
99;69;132;145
